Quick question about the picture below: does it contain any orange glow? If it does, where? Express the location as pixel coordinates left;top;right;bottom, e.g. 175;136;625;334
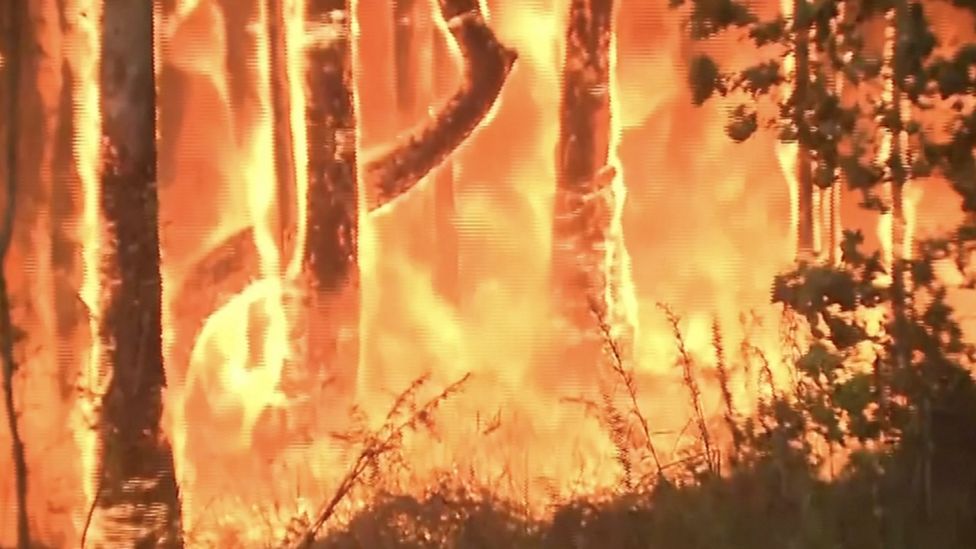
63;0;103;530
2;0;974;547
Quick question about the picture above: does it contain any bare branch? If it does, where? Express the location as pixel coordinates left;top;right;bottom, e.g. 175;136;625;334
590;299;664;481
659;303;716;474
364;2;517;210
279;372;472;549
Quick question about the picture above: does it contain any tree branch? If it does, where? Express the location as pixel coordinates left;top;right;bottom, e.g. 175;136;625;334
169;0;516;375
364;2;517;211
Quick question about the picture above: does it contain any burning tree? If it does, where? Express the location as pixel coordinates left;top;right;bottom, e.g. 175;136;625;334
81;1;184;545
672;0;944;265
0;2;30;547
552;0;639;374
170;0;515;430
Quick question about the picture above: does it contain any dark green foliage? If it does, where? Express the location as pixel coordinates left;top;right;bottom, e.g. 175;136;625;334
672;0;976;214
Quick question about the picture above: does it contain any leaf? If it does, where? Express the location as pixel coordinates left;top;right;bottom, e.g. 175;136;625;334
740;60;781;96
688;54;721;105
748;17;787;47
725;104;758;142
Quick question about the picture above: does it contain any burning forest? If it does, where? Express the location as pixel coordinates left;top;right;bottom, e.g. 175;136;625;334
2;0;976;547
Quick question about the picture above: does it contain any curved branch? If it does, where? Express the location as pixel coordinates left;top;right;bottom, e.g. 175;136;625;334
169;0;516;373
168;228;259;382
364;3;518;211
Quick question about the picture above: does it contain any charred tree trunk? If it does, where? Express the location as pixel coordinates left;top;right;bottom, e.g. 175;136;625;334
291;0;361;399
92;1;183;545
0;1;31;546
794;0;815;261
304;0;358;295
552;0;621;366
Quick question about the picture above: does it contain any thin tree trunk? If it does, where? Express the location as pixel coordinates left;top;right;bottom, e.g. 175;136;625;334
268;0;298;250
0;2;31;546
393;0;460;302
431;16;459;303
794;0;815;260
92;1;183;545
552;0;619;364
303;0;357;294
394;0;421;122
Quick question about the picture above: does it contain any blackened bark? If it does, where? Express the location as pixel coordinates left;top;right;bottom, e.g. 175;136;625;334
94;1;183;546
0;2;31;546
552;0;616;328
303;1;358;293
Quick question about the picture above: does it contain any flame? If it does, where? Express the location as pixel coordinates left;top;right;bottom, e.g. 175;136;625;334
62;0;103;521
3;0;975;546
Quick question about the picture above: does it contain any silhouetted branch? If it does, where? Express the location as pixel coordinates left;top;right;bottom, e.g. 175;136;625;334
279;372;472;548
590;299;664;481
659;303;716;474
365;1;517;210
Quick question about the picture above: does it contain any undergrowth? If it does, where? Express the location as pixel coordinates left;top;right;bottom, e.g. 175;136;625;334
304;224;976;549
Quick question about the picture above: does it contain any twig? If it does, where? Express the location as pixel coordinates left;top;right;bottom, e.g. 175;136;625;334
170;0;518;368
281;372;472;548
0;1;30;545
79;473;104;548
712;318;741;463
590;300;664;479
659;303;716;474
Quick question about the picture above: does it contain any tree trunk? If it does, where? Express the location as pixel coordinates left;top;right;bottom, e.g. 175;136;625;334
794;0;815;260
394;0;422;123
551;0;622;369
268;0;298;251
91;1;183;545
290;0;361;400
0;1;31;546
